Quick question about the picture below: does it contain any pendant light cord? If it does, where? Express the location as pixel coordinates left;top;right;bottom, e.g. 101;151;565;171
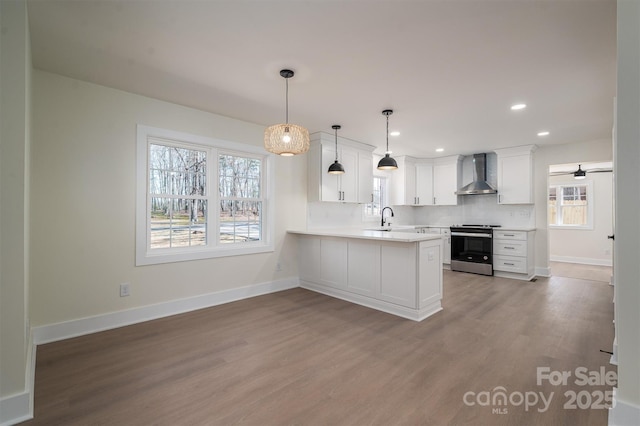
335;127;339;161
285;77;289;124
386;114;390;153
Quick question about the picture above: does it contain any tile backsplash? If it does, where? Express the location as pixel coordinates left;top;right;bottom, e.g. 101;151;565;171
307;194;535;229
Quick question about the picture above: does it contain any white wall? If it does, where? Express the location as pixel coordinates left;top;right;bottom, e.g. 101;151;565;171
610;0;640;422
549;172;613;266
0;0;31;408
533;139;613;276
29;70;307;327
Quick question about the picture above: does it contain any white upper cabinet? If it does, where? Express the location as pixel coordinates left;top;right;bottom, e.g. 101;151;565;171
390;157;433;206
494;145;536;204
308;132;376;203
433;156;463;205
415;163;435;206
391;155;461;206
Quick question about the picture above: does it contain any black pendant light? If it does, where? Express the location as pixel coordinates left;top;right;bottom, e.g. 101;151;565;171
328;125;345;174
377;109;398;170
574;164;587;179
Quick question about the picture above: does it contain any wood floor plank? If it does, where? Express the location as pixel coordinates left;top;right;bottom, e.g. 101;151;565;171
24;268;615;425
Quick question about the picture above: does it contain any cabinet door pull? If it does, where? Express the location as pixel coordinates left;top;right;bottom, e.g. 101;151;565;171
371;194;374;202
504;234;515;237
504;262;515;266
504;246;515;250
433;197;436;205
417;197;420;204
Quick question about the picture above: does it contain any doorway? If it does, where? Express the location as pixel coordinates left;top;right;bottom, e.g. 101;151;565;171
547;161;613;282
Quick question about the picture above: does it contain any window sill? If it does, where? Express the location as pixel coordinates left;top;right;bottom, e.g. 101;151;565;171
548;225;594;231
136;243;274;266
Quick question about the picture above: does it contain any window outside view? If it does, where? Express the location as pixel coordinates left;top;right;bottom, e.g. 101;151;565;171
148;143;263;250
149;143;207;249
219;154;262;244
364;176;386;217
548;184;588;226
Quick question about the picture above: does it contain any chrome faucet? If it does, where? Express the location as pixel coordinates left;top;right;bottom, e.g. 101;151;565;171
381;206;394;227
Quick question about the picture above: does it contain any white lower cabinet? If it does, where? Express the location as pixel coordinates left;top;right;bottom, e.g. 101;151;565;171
441;228;451;264
297;235;443;321
492;230;535;280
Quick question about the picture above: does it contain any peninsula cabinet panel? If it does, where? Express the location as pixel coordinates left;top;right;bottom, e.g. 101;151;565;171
347;241;380;297
380;244;417;308
419;242;443;308
298;236;320;282
319;238;347;289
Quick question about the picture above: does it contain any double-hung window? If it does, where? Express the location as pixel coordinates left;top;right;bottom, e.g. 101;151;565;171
548;182;593;229
363;176;387;219
137;125;273;265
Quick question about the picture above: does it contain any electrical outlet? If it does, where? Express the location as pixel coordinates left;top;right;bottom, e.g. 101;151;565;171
120;282;130;297
276;262;283;272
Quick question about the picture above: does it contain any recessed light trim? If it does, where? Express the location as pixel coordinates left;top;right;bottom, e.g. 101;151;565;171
511;103;527;111
390;131;400;136
435;148;444;152
537;131;550;137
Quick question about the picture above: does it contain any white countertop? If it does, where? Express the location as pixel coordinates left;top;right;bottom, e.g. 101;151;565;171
287;228;443;243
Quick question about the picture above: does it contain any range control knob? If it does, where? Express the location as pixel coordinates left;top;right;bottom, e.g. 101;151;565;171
483;256;488;260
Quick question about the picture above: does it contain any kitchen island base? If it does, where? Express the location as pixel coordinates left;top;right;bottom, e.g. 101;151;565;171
291;231;443;322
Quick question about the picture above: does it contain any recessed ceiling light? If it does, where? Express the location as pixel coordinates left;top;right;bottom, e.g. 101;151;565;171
511;103;527;111
390;131;400;136
436;148;444;152
537;131;550;137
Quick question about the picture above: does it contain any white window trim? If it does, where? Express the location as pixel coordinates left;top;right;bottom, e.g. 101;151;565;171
136;125;274;266
363;174;388;222
548;180;594;230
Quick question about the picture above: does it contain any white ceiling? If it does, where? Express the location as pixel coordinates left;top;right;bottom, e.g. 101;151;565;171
26;0;616;158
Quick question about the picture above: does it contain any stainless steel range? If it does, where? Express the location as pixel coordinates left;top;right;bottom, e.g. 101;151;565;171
450;225;501;276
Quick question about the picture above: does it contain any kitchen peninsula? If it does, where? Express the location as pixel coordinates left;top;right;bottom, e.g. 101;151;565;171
288;229;443;321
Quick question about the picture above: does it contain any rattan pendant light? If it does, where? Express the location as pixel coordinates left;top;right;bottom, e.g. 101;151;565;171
264;69;310;156
328;125;345;174
377;109;398;170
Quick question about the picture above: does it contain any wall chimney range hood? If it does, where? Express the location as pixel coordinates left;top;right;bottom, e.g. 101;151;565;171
456;153;498;195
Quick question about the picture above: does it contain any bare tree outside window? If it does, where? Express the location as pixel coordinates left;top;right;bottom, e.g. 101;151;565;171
219;154;262;244
149;143;207;249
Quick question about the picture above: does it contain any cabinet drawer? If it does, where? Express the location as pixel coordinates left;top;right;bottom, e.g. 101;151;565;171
494;239;527;256
494;230;526;240
493;255;527;274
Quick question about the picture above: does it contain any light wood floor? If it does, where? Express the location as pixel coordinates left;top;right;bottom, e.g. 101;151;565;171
551;261;612;283
24;269;615;426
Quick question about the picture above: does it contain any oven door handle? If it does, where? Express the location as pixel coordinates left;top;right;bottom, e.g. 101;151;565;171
451;232;493;238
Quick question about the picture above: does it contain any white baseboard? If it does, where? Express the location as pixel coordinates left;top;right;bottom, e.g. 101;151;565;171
0;333;35;426
33;277;299;345
0;392;30;426
300;280;442;322
535;266;551;278
550;255;613;267
609;391;640;425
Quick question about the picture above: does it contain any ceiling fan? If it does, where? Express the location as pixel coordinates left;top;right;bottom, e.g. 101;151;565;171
549;164;613;179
